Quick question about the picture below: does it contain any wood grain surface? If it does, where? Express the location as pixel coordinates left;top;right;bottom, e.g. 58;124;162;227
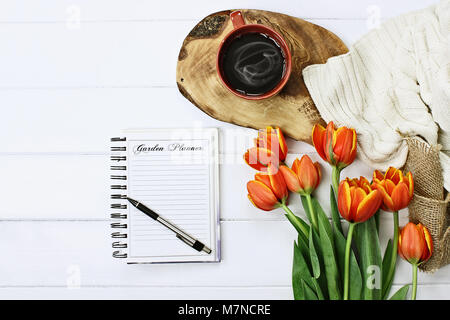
176;9;348;143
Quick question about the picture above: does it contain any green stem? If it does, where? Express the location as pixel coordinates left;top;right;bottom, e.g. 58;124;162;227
281;203;308;238
331;166;341;196
385;211;399;297
305;194;318;232
411;264;418;300
343;222;356;300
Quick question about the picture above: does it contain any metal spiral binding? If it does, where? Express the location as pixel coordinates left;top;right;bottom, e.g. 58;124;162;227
111;137;128;259
111;185;127;190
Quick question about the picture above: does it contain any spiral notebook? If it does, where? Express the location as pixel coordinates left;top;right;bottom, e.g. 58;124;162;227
110;128;220;264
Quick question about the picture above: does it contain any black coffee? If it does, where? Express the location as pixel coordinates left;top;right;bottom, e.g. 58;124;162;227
220;32;286;96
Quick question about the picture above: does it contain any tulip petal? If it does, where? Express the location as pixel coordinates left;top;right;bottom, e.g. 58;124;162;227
384;167;397;180
350;187;366;222
297;155;319;194
255;172;271;188
373;170;384;182
324;122;336;164
279;165;301;193
338;180;352;221
333;127;356;167
398;232;406;260
372;183;395;211
267;163;288;201
405;171;414;198
247;194;276;211
274;127;288;161
391;182;411;211
385;179;396;196
312;124;327;161
420;224;433;262
247;180;278;210
291;158;301;176
355;189;382;223
314;162;321;189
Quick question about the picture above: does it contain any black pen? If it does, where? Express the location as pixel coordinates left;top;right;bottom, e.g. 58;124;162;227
126;197;212;254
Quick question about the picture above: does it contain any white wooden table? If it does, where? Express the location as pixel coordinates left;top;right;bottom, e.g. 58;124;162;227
0;0;448;300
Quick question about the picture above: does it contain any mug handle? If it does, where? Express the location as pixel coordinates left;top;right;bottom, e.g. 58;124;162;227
230;11;245;29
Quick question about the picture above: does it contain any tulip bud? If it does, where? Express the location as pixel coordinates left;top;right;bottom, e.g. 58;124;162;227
247;163;288;211
244;126;288;171
312;121;357;170
279;155;321;195
398;222;433;265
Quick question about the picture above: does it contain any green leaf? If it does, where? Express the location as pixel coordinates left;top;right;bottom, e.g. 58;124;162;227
310;277;325;300
334;228;362;300
389;285;410;300
308;221;330;300
374;210;380;235
301;279;318;300
292;241;315;300
285;213;309;240
354;217;382;300
382;239;394;299
314;198;342;300
309;228;321;279
330;185;343;235
296;234;311;270
300;195;313;225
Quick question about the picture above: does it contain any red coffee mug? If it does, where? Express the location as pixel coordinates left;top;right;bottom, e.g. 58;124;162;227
216;11;292;100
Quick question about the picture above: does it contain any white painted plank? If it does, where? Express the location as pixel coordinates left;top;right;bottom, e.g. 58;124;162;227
0;221;448;288
0;0;438;21
0;19;365;89
0;88;233;153
0;152;374;220
0;286;293;300
0;284;448;300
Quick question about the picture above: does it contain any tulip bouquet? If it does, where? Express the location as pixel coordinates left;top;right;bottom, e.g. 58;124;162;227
244;123;433;300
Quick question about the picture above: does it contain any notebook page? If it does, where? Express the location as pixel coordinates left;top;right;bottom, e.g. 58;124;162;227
125;128;219;263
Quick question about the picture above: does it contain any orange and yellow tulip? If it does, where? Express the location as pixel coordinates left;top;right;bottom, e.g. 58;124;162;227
372;167;414;212
244;126;288;171
247;164;288;211
398;222;433;300
398;222;433;265
279;155;321;195
312;121;357;170
255;126;288;161
338;177;382;223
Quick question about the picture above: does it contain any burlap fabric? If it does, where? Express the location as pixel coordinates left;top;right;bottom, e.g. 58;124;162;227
403;137;450;272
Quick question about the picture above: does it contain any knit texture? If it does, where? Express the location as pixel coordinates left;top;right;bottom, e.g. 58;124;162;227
303;0;450;191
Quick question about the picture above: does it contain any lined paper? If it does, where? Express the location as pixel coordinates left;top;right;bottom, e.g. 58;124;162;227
124;129;219;262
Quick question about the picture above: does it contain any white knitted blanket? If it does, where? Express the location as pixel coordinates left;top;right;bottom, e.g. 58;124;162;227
303;0;450;191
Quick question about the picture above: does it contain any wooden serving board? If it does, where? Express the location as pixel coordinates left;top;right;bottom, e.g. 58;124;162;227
176;9;348;142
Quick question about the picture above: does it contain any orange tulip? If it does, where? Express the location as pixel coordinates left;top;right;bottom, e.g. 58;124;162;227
371;167;414;212
247;163;288;211
244;126;288;171
312;121;357;170
279;155;321;195
255;126;288;161
398;222;433;265
398;222;433;300
338;177;382;223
